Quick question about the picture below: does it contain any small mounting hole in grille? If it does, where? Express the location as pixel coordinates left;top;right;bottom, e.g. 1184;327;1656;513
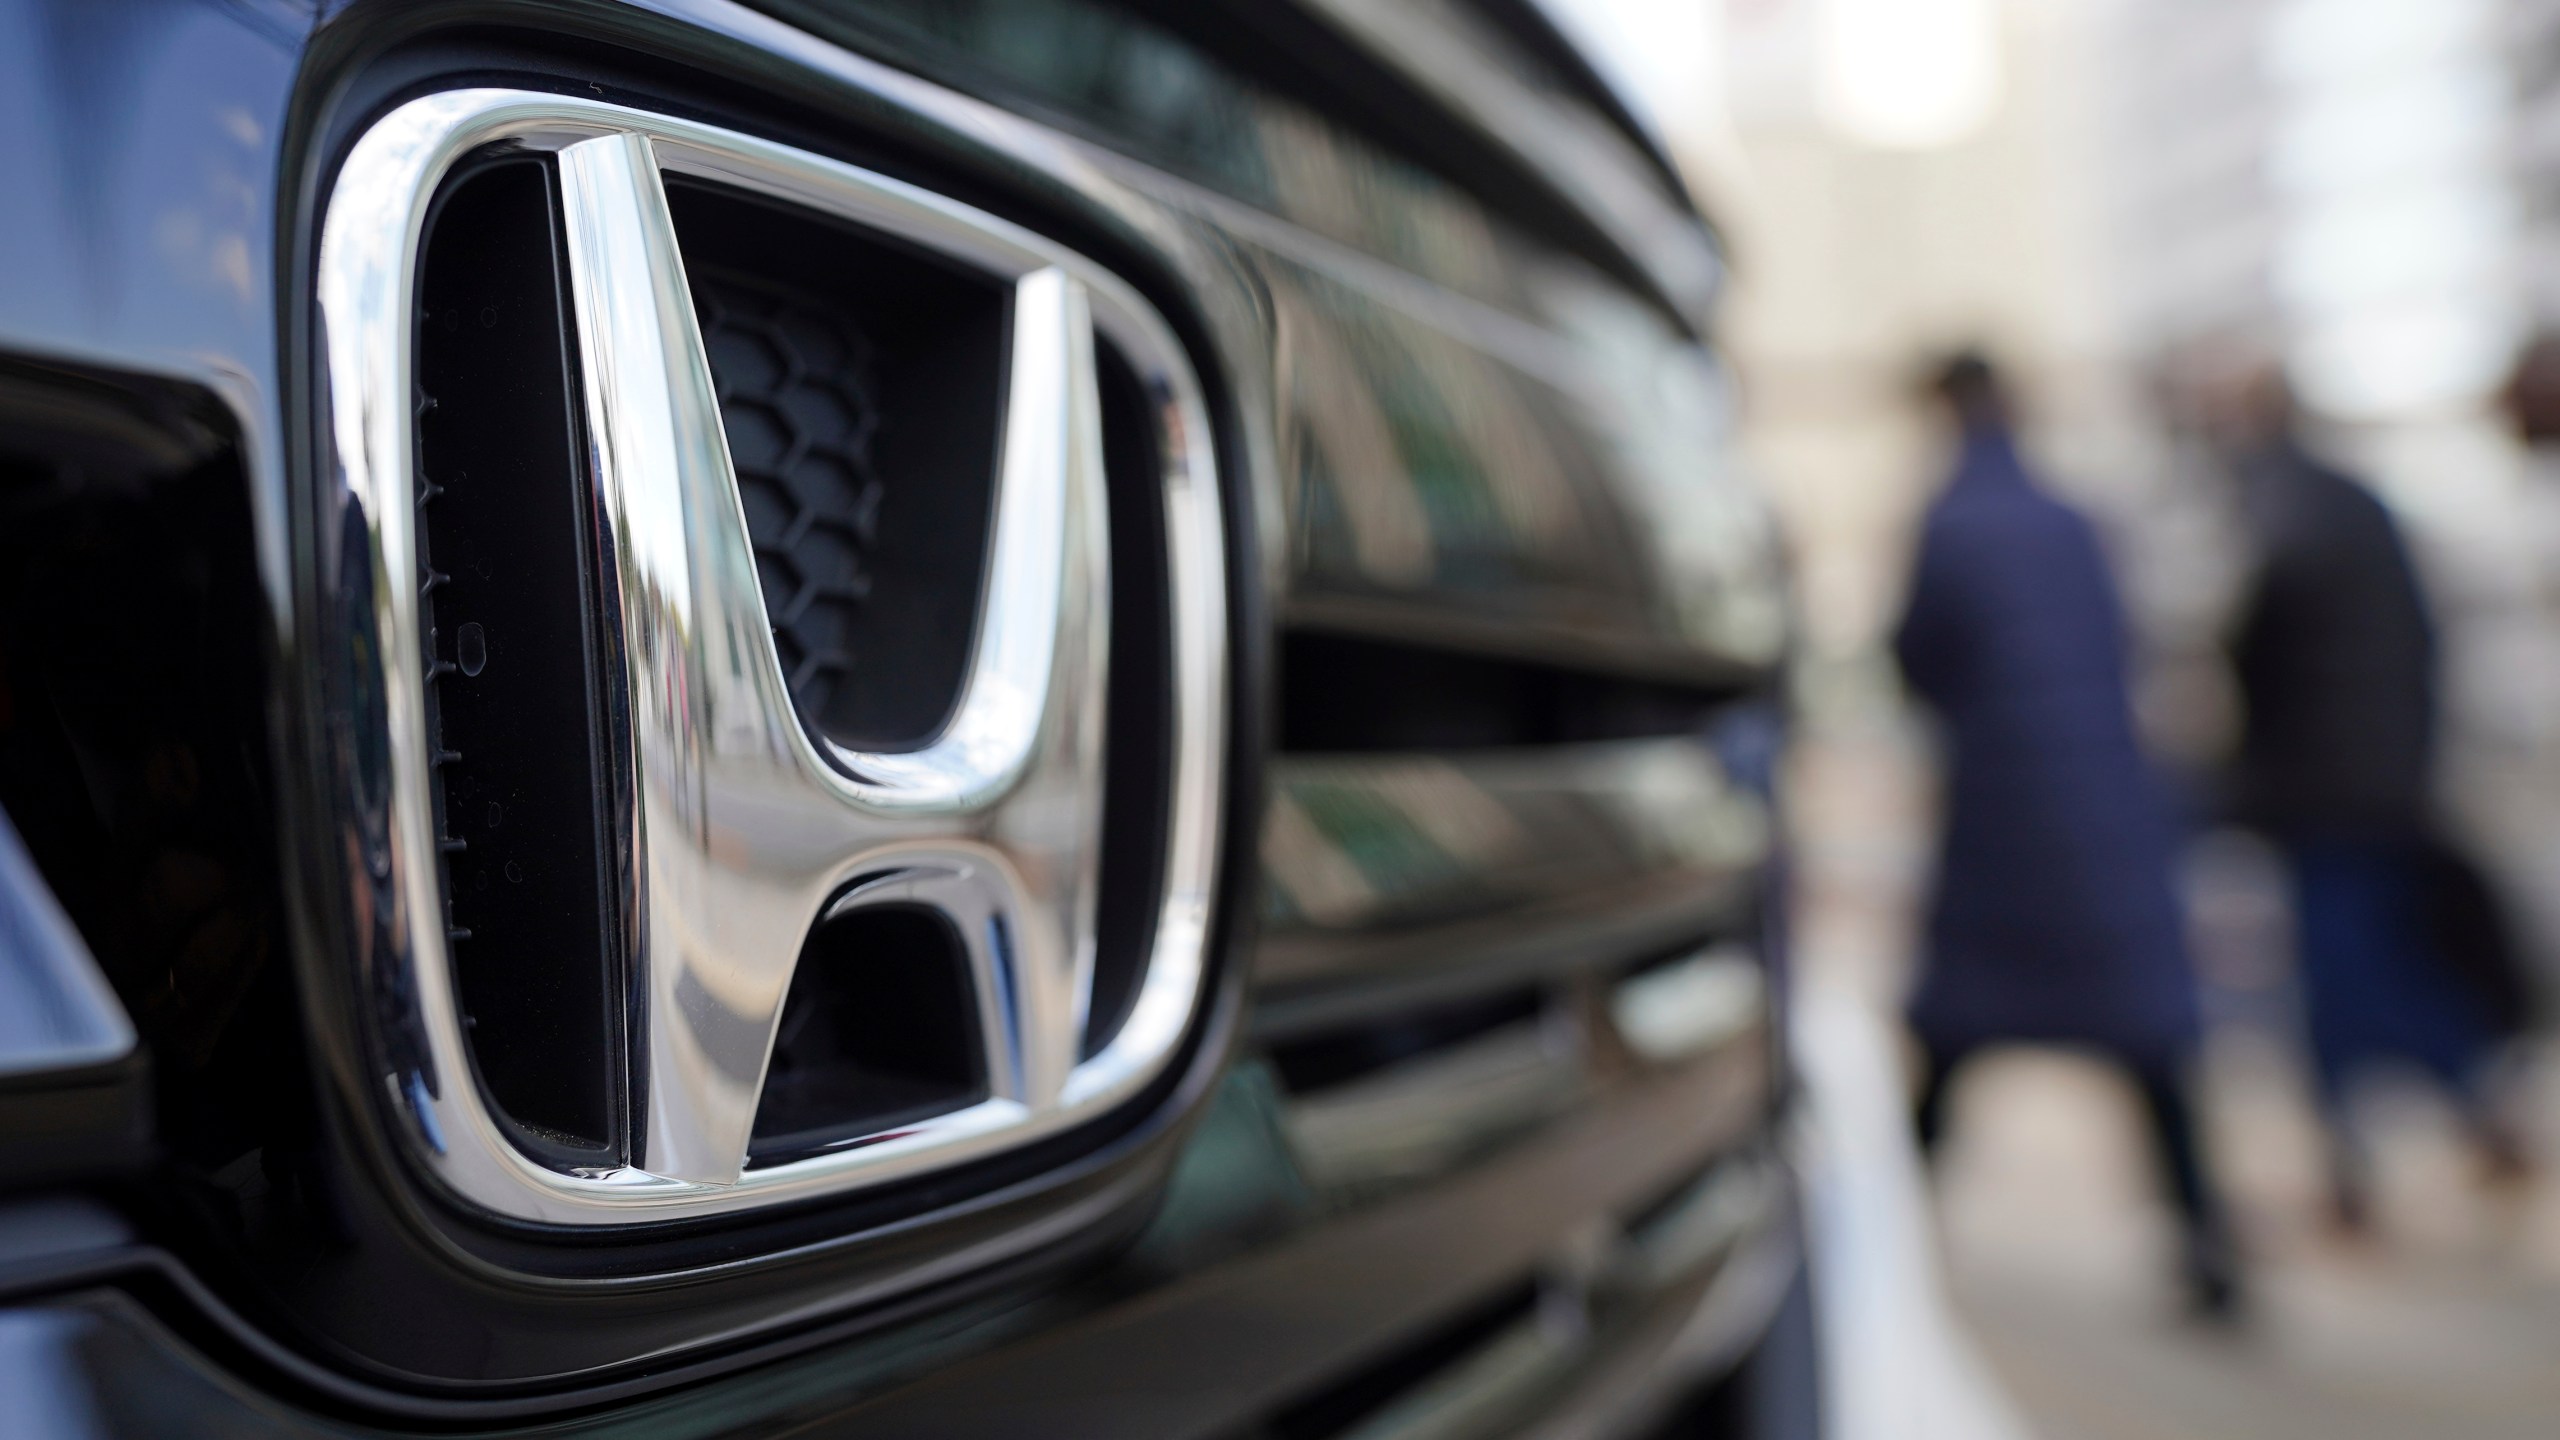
748;904;987;1167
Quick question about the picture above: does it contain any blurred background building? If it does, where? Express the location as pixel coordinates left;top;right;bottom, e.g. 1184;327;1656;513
1549;0;2560;1434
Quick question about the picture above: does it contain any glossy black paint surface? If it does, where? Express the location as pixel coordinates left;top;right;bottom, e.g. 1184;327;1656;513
0;0;1795;1433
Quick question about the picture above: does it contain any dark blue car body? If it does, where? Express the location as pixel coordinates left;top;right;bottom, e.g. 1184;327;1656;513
0;3;1806;1434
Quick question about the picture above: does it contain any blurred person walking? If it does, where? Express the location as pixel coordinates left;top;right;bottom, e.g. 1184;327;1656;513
1894;353;2240;1318
2204;352;2525;1230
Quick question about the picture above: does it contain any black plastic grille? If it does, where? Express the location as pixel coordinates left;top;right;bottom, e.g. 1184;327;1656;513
747;902;986;1167
414;156;623;1161
667;181;1006;754
695;277;889;733
0;359;300;1191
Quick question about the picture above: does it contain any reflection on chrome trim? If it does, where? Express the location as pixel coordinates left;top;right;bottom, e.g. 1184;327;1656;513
1261;741;1767;939
1296;0;1722;319
1266;252;1782;676
1610;945;1766;1068
316;90;1225;1223
0;807;137;1079
1284;1013;1586;1199
1605;1151;1783;1300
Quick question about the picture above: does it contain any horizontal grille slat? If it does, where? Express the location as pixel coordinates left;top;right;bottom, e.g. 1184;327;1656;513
1253;739;1766;1026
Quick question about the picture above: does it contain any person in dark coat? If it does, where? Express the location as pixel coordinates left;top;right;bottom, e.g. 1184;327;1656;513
1895;353;2239;1315
2205;355;2522;1226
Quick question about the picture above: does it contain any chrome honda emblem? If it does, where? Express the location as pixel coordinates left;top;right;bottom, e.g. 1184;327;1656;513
318;92;1226;1224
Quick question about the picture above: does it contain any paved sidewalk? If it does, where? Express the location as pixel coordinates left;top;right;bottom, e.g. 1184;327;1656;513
1786;723;2560;1440
1792;979;2033;1440
1931;1043;2560;1440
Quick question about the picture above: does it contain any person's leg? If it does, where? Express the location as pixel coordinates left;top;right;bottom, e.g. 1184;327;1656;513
2286;837;2384;1233
2311;1065;2375;1235
2130;1054;2243;1319
1911;1040;1968;1161
2440;1050;2534;1191
2299;1024;2373;1234
2375;845;2528;1189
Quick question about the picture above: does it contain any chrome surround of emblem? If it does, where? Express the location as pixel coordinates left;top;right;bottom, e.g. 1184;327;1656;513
317;90;1226;1222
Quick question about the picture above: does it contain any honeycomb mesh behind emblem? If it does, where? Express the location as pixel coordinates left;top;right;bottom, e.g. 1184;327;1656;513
694;272;889;733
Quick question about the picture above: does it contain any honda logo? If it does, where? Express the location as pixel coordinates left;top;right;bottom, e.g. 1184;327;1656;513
318;91;1226;1224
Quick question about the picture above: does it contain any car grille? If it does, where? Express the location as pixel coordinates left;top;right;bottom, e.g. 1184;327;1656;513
692;271;890;740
